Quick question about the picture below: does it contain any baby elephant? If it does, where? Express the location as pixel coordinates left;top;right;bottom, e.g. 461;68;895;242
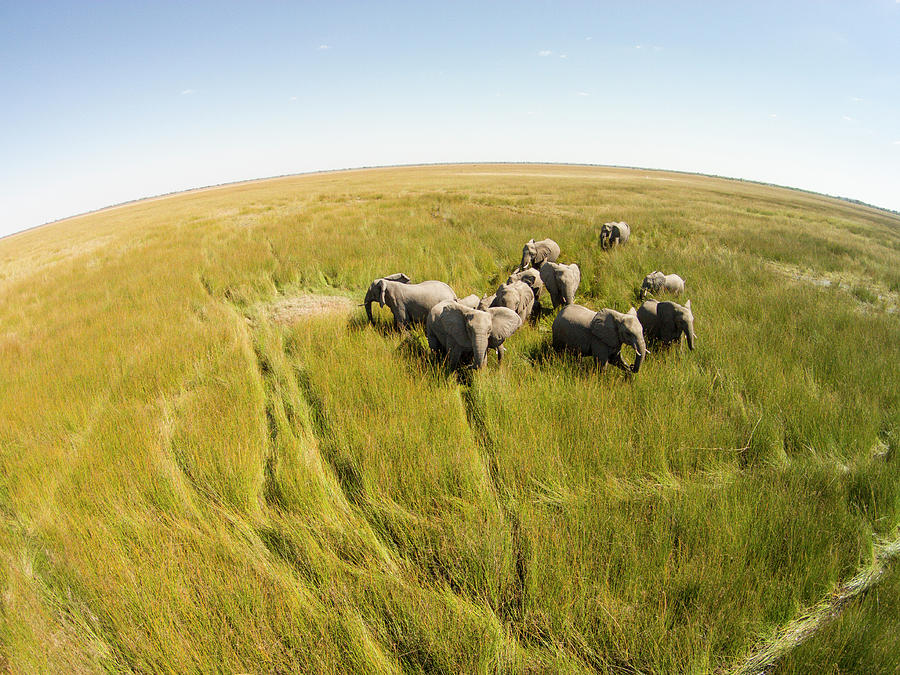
519;238;561;270
491;280;535;322
364;273;456;329
640;271;685;299
457;294;481;309
540;261;581;309
637;299;695;350
600;221;630;249
507;267;544;305
427;301;522;368
552;304;646;374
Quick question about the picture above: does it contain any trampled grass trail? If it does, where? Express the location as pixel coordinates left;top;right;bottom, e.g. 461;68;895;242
0;165;897;672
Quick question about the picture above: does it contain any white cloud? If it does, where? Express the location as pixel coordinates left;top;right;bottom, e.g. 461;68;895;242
769;113;778;118
842;115;854;122
893;140;900;145
653;46;663;52
318;44;330;50
850;96;863;102
180;89;194;95
538;50;552;57
577;91;589;97
586;36;593;41
559;53;568;59
634;44;643;49
289;96;298;101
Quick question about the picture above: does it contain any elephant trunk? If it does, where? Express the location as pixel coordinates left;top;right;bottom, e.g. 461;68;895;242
686;329;695;351
363;288;376;322
631;335;646;374
471;331;490;369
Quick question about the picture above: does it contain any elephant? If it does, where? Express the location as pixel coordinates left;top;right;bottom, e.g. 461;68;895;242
519;238;561;270
640;271;685;299
600;221;630;249
552;304;646;374
426;301;522;368
457;294;481;309
477;293;496;312
540;261;581;309
507;267;544;305
364;273;456;329
491;280;535;322
637;299;695;350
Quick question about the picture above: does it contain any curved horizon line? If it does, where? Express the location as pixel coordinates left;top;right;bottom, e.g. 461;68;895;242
4;161;898;241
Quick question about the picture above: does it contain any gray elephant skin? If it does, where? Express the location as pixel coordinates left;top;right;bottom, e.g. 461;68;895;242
508;267;544;305
552;304;646;374
600;221;630;249
520;238;561;269
540;261;581;308
457;294;481;310
637;299;695;350
364;273;456;329
477;293;497;312
640;271;685;299
491;280;535;321
427;301;522;368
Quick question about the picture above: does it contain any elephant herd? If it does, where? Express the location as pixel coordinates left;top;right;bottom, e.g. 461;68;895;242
363;226;696;375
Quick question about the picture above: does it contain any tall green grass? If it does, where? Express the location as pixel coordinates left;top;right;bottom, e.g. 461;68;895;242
0;165;897;672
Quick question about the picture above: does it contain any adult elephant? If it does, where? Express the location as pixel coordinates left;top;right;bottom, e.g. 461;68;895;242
363;273;456;329
600;221;630;249
427;301;522;368
552;304;646;374
519;238;561;270
640;271;685;299
637;299;695;350
540;261;581;309
491;280;535;322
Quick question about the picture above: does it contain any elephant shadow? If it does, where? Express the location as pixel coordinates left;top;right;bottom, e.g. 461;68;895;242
394;331;465;383
525;340;634;379
396;333;489;385
523;339;557;367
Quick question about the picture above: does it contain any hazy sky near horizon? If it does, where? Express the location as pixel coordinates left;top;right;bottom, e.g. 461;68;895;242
1;1;899;237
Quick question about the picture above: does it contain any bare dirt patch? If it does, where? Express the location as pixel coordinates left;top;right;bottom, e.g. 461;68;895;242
766;261;899;314
266;294;355;324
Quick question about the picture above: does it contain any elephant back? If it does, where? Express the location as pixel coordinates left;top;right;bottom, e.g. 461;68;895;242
636;300;659;330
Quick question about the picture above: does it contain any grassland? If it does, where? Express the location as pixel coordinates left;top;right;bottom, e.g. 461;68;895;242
0;164;897;673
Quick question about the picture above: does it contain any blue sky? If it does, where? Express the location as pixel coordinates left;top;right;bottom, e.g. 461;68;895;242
1;1;899;237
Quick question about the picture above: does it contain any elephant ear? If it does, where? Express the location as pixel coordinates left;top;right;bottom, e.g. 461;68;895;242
488;308;522;341
589;309;622;350
383;273;410;283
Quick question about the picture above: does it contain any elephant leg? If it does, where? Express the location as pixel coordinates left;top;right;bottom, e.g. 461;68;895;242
427;333;444;356
591;343;611;373
608;350;630;373
392;306;408;330
448;345;463;369
496;344;505;364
